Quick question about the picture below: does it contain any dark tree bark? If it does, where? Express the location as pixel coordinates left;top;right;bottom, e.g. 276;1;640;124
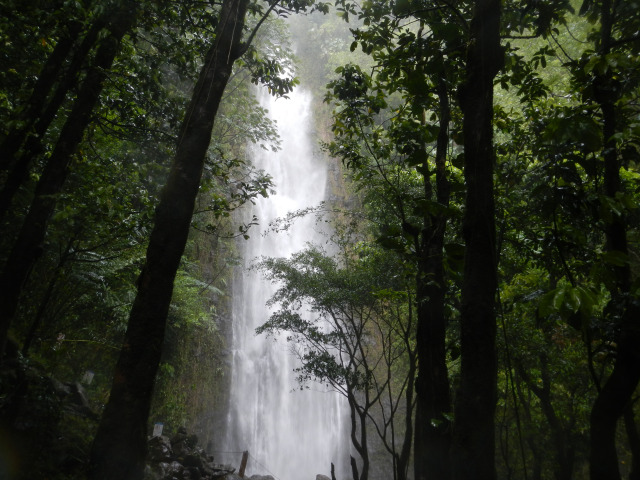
397;338;416;480
517;356;575;480
624;405;640;480
589;2;640;479
452;1;502;479
20;239;72;356
0;17;106;223
88;1;250;478
0;4;138;359
0;22;79;171
414;68;452;480
590;302;640;480
351;456;360;480
347;388;370;480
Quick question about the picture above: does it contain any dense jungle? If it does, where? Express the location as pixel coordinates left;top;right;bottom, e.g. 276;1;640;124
0;0;639;480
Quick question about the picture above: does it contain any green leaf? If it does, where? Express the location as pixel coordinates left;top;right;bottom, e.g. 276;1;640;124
565;287;581;313
602;250;629;267
539;286;564;317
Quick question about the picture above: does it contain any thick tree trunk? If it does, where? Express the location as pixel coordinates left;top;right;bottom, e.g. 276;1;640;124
589;2;640;479
88;1;249;478
452;1;502;479
590;314;640;480
624;406;640;480
0;6;137;358
414;70;452;480
414;270;450;478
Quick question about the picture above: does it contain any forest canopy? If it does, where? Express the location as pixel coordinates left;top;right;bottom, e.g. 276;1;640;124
0;0;639;480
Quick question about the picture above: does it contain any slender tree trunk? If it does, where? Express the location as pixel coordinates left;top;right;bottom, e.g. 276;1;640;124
536;360;574;480
0;18;106;223
346;387;370;480
21;273;58;356
359;407;370;480
452;1;502;479
88;1;249;478
20;233;78;356
515;353;576;480
351;456;360;480
589;2;640;479
0;21;80;171
414;68;452;480
0;5;137;359
397;343;416;480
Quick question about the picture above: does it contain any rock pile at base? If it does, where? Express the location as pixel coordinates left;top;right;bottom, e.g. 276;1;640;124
224;476;275;480
145;427;235;480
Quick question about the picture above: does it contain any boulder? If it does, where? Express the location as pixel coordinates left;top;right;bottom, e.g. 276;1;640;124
149;435;173;462
145;426;239;480
171;427;189;445
183;453;205;470
210;464;235;478
316;476;331;480
187;433;199;448
146;462;170;480
167;460;185;477
187;466;202;480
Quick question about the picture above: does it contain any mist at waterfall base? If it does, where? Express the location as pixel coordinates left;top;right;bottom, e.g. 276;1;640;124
222;88;350;480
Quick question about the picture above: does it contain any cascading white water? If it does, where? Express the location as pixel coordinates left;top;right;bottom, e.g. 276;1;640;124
224;87;349;480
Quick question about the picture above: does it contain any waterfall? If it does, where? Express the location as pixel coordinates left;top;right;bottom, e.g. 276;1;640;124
224;87;349;480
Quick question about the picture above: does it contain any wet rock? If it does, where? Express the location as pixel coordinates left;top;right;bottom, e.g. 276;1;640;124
222;475;243;480
187;466;202;479
168;460;185;476
172;441;191;459
183;453;204;470
187;433;199;448
316;475;331;480
145;427;235;480
171;427;189;445
146;462;170;480
211;464;235;478
149;435;173;462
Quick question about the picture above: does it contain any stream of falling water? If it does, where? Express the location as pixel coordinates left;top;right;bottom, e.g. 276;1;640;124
224;87;349;480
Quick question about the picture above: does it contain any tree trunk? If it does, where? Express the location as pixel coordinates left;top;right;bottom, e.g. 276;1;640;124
515;352;576;480
0;21;79;171
0;5;137;359
452;1;502;479
535;358;574;480
346;387;370;480
624;405;640;480
414;68;452;480
397;342;416;480
590;315;640;480
88;1;249;478
589;2;640;479
0;17;106;223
